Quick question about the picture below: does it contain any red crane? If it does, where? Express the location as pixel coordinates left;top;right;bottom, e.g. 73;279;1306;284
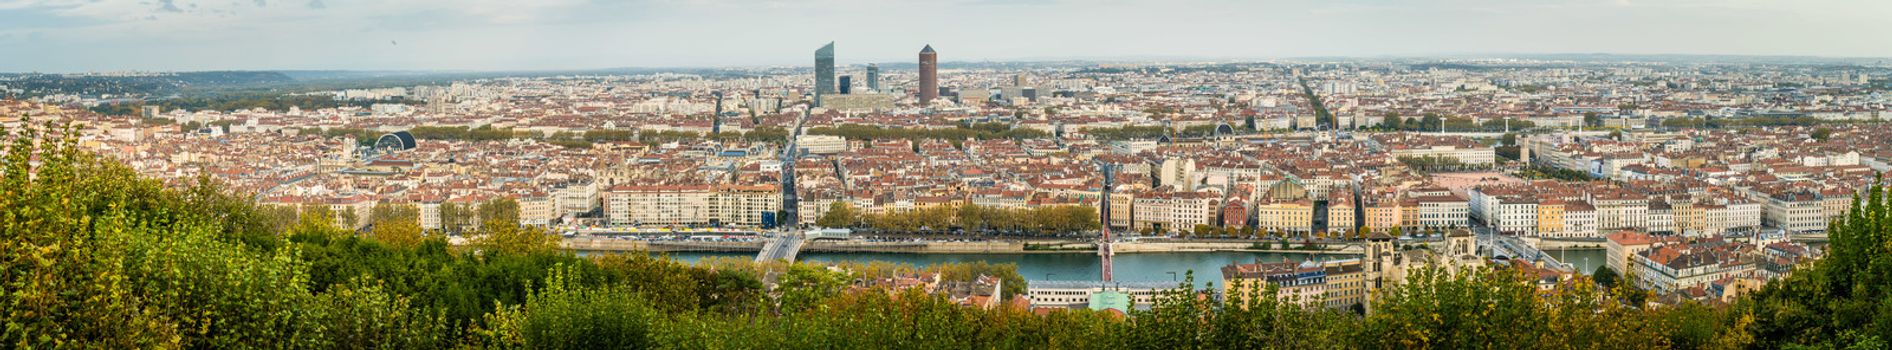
1095;161;1117;282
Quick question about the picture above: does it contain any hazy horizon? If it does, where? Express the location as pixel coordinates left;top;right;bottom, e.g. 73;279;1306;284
3;0;1890;73
10;52;1892;75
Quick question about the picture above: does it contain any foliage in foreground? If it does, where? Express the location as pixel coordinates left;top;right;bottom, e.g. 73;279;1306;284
1734;178;1892;349
2;120;1889;349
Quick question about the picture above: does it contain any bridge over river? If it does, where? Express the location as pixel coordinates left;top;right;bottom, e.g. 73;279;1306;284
563;237;937;256
754;235;805;262
1487;232;1575;272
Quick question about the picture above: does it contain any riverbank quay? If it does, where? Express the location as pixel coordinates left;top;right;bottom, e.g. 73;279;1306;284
565;237;1363;255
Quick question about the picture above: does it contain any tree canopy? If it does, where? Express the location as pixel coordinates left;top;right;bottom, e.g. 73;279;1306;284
1;118;1887;348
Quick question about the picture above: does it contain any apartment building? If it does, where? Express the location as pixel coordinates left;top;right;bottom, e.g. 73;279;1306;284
603;184;713;227
1535;199;1566;237
1593;193;1649;231
519;193;557;226
1361;199;1403;232
1605;231;1665;276
1323;262;1367;310
1416;195;1469;229
708;185;781;227
1759;189;1832;233
1254;199;1315;235
1132;191;1219;233
1642;199;1672;234
1562;202;1600;238
1223;260;1328;307
600;184;783;228
1630;239;1756;294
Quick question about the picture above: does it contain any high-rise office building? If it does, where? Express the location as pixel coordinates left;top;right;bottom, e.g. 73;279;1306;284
919;45;938;106
814;42;835;107
865;64;881;92
839;75;852;94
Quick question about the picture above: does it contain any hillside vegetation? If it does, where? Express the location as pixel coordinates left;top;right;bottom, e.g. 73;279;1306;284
2;119;1888;349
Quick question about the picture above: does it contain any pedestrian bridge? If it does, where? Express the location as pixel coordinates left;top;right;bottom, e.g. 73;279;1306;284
1491;234;1573;272
1789;232;1829;243
561;236;932;259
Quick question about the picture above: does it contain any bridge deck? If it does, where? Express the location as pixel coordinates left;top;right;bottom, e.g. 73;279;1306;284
1492;235;1571;272
756;235;806;262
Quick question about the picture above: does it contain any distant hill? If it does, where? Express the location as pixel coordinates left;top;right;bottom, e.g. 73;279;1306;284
1;71;296;99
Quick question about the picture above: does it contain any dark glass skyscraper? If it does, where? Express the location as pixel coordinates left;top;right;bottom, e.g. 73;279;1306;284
919;45;938;106
865;64;880;93
814;42;835;107
838;75;852;94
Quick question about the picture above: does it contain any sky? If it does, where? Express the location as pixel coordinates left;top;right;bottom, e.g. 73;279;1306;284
1;0;1888;72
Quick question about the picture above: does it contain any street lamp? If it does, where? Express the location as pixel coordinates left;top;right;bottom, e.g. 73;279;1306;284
1045;273;1057;281
1166;271;1178;282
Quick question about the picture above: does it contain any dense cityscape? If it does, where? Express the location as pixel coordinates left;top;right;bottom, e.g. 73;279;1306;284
6;0;1892;347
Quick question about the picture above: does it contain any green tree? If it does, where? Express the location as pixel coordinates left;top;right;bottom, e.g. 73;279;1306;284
0;120;185;348
1736;177;1892;349
293;203;342;236
256;204;303;238
516;265;658;349
933;260;1028;299
1593;264;1620;288
1811;127;1833;141
1363;265;1667;348
775;264;849;313
181;175;287;251
955;203;990;231
477;197;522;232
1193;224;1215;238
339;206;361;231
368;203;426;248
2;114;1874;350
313;277;451;349
438;202;477;234
1125;272;1355;349
817;201;857;228
475;219;560;254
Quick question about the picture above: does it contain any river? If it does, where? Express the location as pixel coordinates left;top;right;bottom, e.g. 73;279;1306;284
1544;248;1608;275
800;252;1344;289
653;251;1348;288
608;249;1608;289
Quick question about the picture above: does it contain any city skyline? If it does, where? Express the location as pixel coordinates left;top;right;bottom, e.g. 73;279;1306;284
4;0;1892;72
5;0;1891;347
